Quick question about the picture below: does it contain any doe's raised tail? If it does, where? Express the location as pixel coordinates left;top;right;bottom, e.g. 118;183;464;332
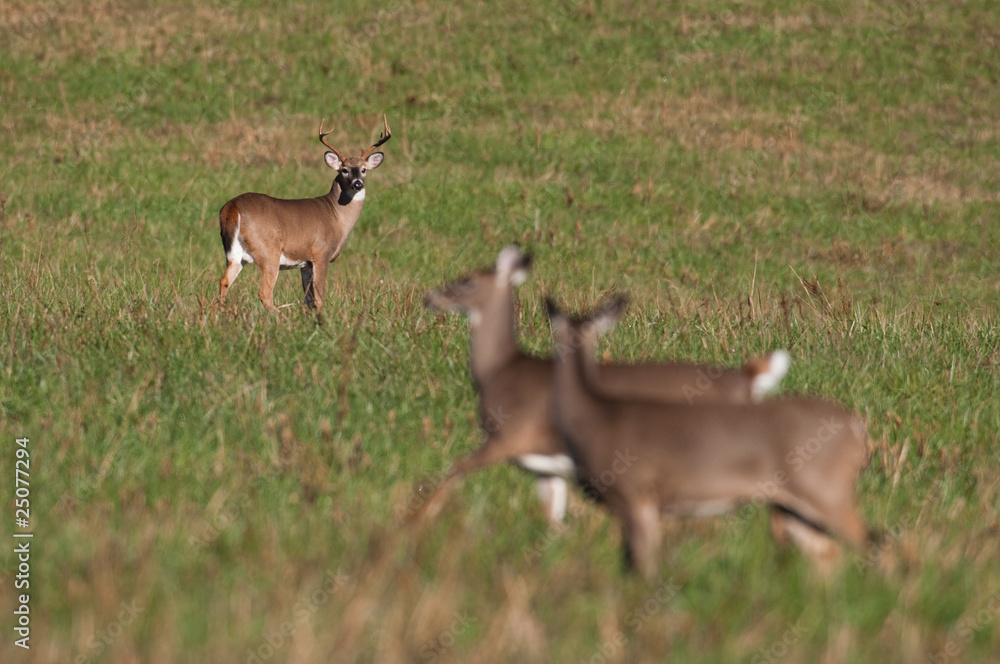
748;349;791;401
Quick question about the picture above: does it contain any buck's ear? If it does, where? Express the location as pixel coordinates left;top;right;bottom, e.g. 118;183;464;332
324;152;342;170
496;245;532;285
365;152;384;170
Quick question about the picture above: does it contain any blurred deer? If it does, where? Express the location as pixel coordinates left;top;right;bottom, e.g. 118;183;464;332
546;296;869;577
417;246;789;525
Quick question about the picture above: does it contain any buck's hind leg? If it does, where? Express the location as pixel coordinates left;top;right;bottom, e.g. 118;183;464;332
220;260;243;300
301;263;316;308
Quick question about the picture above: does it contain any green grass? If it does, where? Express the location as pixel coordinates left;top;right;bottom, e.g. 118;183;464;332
2;0;1000;662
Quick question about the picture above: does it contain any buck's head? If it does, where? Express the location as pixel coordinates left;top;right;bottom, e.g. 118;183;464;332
425;246;532;324
319;115;391;200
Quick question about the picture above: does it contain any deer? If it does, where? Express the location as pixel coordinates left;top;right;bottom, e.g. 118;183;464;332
217;115;391;312
415;246;790;527
545;296;870;577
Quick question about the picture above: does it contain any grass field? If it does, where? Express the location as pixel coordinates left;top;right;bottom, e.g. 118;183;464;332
2;0;999;662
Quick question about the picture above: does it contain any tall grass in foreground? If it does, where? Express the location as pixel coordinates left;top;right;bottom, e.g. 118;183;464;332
1;0;999;662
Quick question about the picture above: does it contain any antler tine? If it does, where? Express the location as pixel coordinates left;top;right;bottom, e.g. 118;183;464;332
318;118;345;162
360;114;392;159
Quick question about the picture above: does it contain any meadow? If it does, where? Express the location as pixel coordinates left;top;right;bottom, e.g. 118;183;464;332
1;0;999;662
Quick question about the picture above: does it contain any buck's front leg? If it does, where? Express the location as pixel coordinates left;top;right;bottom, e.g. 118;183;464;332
309;260;330;310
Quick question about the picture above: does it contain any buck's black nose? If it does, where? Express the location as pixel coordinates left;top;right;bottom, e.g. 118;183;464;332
352;180;364;191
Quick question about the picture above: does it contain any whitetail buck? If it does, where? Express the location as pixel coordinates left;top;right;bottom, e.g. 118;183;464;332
546;297;869;577
417;246;790;525
218;116;391;312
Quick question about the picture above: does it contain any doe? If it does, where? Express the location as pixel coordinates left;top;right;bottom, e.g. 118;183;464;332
418;246;789;525
546;296;870;577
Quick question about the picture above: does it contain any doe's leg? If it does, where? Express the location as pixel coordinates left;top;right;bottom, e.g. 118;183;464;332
621;499;661;578
781;515;843;577
536;476;568;525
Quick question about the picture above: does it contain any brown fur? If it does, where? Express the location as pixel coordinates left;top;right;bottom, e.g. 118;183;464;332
415;248;788;525
218;122;388;312
547;299;869;577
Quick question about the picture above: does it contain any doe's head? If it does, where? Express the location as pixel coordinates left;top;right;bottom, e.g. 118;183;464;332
425;245;533;317
545;295;628;361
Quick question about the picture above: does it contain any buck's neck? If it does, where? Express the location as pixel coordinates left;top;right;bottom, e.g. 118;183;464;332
468;285;521;384
325;180;367;233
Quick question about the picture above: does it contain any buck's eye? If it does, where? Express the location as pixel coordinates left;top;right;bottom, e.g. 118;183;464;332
361;167;367;174
341;169;349;176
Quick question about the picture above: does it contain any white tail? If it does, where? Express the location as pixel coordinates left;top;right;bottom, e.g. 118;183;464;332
218;116;391;312
415;247;789;525
546;297;869;577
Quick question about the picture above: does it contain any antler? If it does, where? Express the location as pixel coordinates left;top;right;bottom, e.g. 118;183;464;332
318;118;345;163
360;114;392;160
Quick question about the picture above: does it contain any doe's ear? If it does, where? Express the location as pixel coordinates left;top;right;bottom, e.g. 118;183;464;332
365;152;384;170
324;152;343;170
589;294;628;336
496;245;533;285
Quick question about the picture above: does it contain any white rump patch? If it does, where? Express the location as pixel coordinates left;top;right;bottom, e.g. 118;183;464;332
516;454;576;478
751;349;791;400
227;228;254;266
